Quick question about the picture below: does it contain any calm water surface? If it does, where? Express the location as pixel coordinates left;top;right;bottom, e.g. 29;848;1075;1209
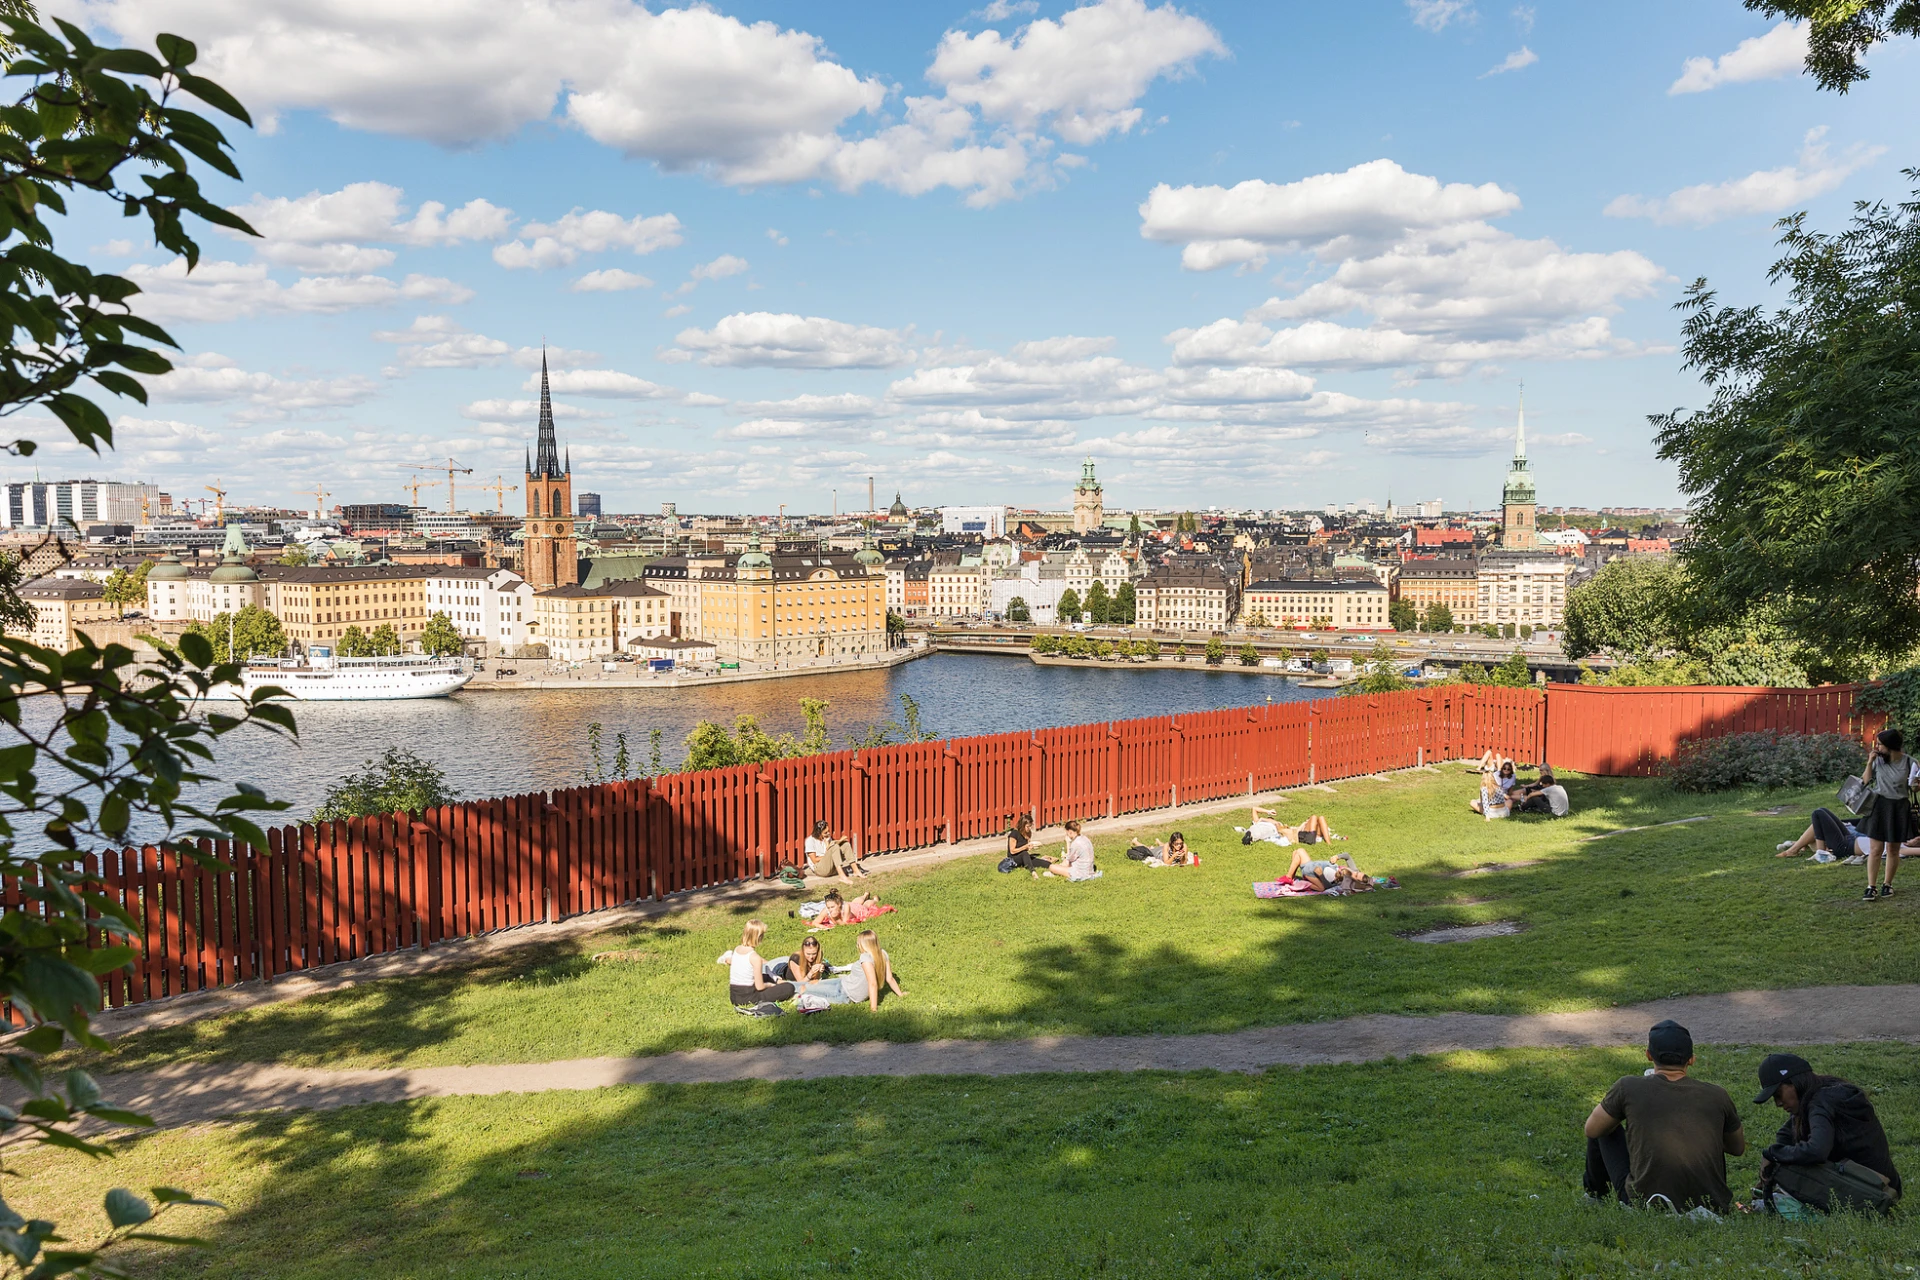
224;654;1326;818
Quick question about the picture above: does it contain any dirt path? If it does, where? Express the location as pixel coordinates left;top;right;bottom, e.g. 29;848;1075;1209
95;983;1920;1127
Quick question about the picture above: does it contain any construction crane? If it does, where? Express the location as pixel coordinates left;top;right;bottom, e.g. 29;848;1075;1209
477;475;518;513
308;483;330;521
204;482;226;525
434;457;474;514
400;475;442;507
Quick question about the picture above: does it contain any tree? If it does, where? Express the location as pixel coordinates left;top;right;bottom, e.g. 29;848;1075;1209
277;543;310;566
1058;587;1082;623
1005;596;1030;623
1422;602;1454;633
1561;556;1821;686
1745;0;1920;92
1237;642;1259;666
368;623;402;655
336;625;370;657
1489;650;1533;687
1204;636;1226;665
1086;580;1110;624
1247;609;1269;629
1345;641;1413;695
1029;632;1058;655
420;611;464;656
101;561;150;615
1113;580;1136;624
184;605;286;664
1310;647;1331;667
1653;179;1920;671
1128;513;1141;540
1388;600;1418;632
0;18;282;1270
313;747;457;822
885;609;906;639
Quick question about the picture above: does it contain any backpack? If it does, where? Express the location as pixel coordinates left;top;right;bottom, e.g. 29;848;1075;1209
997;855;1019;873
734;1001;784;1018
1126;845;1154;861
1241;830;1254;845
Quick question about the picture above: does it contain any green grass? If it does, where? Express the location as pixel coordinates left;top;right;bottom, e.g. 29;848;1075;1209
17;1043;1920;1278
76;768;1908;1072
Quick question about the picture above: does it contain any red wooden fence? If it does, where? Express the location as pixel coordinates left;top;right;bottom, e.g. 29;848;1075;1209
10;681;1879;1021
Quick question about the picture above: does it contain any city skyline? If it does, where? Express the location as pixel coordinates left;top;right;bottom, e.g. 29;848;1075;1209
16;1;1915;513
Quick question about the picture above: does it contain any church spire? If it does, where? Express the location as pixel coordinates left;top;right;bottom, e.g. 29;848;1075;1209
532;347;562;479
1515;382;1527;461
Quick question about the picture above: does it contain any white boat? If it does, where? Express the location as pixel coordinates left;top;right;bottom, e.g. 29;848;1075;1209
215;649;473;701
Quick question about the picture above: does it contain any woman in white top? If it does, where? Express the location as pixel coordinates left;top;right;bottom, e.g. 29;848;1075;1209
838;928;906;1011
725;920;795;1006
1041;818;1101;881
803;819;866;881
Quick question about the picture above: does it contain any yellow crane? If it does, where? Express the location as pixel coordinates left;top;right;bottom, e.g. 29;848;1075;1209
308;483;330;520
476;475;519;513
204;482;226;525
401;476;442;507
434;457;474;514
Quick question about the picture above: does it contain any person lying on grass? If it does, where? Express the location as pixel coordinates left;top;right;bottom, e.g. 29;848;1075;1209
1774;808;1920;860
1128;831;1197;866
1285;849;1367;891
1752;1051;1903;1215
1582;1019;1745;1213
812;887;896;929
1240;806;1339;846
726;920;797;1008
1040;818;1101;880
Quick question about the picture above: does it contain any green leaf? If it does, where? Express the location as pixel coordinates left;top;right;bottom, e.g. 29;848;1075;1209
154;33;198;67
62;1071;101;1109
102;1188;152;1228
172;72;251;125
81;1106;153;1128
13;1027;61;1055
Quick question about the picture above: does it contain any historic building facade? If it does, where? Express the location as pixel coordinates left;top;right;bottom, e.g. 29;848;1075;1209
1500;394;1538;551
1072;457;1104;534
522;353;579;589
696;536;889;663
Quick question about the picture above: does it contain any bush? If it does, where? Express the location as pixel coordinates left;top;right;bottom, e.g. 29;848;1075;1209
1667;731;1865;793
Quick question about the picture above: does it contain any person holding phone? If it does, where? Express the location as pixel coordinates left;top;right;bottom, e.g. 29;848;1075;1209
1857;729;1912;901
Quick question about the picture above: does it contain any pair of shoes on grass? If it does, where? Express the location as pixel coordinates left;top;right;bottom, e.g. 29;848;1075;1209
1863;884;1895;901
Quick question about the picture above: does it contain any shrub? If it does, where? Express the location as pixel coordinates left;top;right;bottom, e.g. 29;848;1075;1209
1667;731;1865;793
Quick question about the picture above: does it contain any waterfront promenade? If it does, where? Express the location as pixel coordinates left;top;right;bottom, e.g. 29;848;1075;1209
466;640;931;692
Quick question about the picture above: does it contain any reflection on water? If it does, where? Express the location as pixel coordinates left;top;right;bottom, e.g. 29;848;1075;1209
201;654;1327;818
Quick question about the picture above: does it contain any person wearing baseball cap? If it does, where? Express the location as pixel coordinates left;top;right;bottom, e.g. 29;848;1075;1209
1753;1052;1902;1214
1582;1020;1746;1212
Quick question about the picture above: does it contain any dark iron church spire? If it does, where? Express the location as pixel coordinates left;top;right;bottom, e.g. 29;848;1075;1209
532;347;564;479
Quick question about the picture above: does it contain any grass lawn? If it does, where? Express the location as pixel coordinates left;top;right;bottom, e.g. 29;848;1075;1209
74;767;1910;1072
15;1043;1920;1278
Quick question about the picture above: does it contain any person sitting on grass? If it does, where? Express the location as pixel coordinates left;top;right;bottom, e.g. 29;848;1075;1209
1582;1020;1745;1213
785;935;828;986
1470;756;1519;818
1041;818;1101;880
726;920;796;1008
1776;808;1920;861
1005;812;1050;872
1510;766;1570;817
1753;1052;1903;1215
812;887;895;929
837;928;906;1011
804;818;867;881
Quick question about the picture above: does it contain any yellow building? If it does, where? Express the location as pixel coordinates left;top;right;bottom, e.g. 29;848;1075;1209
528;584;615;661
1240;578;1389;630
1394;559;1480;626
257;565;431;652
696;535;888;663
10;577;117;648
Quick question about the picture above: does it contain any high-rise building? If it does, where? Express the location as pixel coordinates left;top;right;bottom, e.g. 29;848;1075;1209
4;479;161;529
1072;457;1104;533
522;352;578;589
1500;393;1537;550
577;492;602;518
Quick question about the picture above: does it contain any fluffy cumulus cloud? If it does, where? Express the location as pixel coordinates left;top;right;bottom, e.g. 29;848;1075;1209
87;0;1222;207
1603;128;1884;227
120;259;465;322
1480;46;1536;77
570;268;652;292
492;209;683;269
372;316;514;370
145;353;381;421
228;181;511;271
689;254;750;282
667;312;918;369
525;369;671;399
1143;159;1666;379
1670;20;1808;94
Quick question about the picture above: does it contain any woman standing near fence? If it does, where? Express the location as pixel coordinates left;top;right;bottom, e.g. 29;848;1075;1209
1857;730;1912;901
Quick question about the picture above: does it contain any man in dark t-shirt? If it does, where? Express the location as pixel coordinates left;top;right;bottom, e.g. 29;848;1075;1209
1582;1020;1747;1211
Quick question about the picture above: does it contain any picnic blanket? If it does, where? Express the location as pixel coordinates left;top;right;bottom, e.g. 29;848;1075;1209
809;902;898;929
1253;879;1321;898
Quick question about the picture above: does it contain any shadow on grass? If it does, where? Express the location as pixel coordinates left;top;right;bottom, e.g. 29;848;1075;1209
78;775;1882;1072
71;1040;1920;1280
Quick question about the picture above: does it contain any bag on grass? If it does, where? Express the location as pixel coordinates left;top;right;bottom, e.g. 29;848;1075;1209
1126;844;1154;861
1775;1160;1900;1215
796;993;831;1014
734;1001;785;1018
997;855;1019;874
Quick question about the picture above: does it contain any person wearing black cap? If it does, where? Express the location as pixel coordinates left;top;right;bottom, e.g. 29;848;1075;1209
1582;1020;1746;1212
1753;1052;1902;1214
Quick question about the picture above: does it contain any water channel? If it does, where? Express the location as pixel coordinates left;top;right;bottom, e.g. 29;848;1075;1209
220;654;1327;818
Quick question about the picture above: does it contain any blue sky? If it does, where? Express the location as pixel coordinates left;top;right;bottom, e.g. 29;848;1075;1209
22;0;1917;516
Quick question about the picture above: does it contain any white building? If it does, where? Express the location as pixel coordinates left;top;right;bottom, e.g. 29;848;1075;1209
1135;562;1237;630
1476;557;1573;629
939;506;1005;538
927;561;987;617
5;479;161;530
988;568;1069;624
424;567;535;655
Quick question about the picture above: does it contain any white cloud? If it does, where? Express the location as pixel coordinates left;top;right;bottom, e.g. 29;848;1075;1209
122;259;417;322
401;274;475;303
228;182;511;271
493;209;684;269
526;369;670;399
668;312;916;369
766;228;789;246
663;303;692;318
1481;46;1537;77
690;254;750;282
928;0;1224;145
511;346;601;370
460;398;607;424
975;1;1040;18
146;356;380;420
372;316;513;369
730;393;885;419
1166;315;1638;379
1139;159;1521;270
1407;1;1475;32
89;0;1220;209
1670;20;1808;94
1511;5;1535;35
95;239;138;257
1603;128;1883;226
571;268;653;292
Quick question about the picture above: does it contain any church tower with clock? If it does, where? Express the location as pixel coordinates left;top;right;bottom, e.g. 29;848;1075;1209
523;351;578;589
